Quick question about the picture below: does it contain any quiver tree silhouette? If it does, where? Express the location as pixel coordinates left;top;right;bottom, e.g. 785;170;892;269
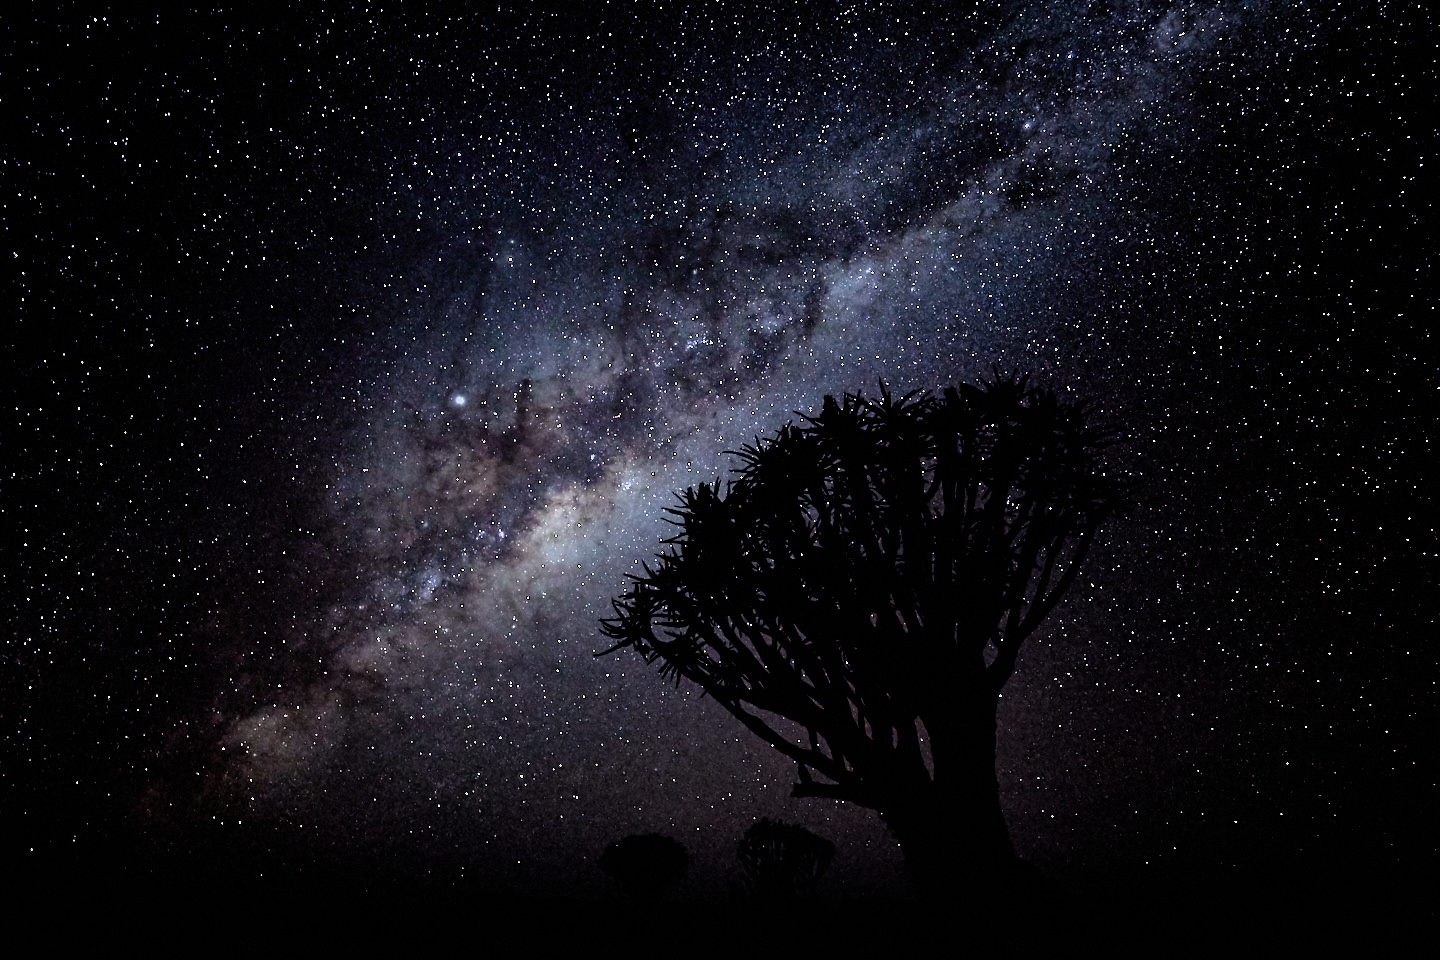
737;818;835;901
599;373;1126;895
598;833;690;899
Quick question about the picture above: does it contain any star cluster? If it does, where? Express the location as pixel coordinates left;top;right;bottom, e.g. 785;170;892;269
6;2;1429;910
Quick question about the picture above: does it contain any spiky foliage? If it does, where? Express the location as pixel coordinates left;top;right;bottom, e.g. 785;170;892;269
737;818;836;900
600;374;1123;865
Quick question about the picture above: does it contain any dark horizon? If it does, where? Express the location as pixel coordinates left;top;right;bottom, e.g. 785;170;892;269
5;3;1430;935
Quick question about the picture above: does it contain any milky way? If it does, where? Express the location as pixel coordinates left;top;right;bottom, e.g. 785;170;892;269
11;3;1428;905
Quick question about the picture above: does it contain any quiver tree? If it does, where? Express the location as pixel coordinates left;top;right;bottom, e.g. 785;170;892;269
598;833;690;899
737;818;835;900
600;374;1125;894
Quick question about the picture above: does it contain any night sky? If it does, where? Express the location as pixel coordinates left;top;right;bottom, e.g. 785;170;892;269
6;1;1431;924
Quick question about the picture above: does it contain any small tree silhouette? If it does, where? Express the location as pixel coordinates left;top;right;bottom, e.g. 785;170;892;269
598;833;690;899
600;374;1125;894
737;818;835;900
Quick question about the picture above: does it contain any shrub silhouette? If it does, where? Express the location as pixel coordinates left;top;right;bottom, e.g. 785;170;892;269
601;374;1125;894
597;833;690;899
737;818;835;900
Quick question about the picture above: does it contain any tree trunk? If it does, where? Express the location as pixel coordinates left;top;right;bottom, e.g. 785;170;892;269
883;693;1015;897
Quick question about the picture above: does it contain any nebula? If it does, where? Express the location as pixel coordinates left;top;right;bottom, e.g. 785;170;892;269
16;2;1422;913
202;3;1256;893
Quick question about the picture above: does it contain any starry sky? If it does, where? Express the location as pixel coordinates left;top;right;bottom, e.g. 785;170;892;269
6;2;1431;908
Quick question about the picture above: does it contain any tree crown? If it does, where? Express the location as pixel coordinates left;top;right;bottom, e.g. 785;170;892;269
600;373;1125;806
